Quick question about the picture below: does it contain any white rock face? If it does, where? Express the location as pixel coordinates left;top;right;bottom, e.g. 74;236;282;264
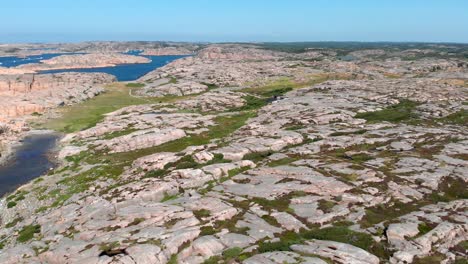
96;128;186;153
126;244;163;264
193;151;214;164
218;233;255;248
244;251;328;264
191;235;225;258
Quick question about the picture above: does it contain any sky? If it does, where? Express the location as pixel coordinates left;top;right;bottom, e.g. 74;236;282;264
1;0;467;43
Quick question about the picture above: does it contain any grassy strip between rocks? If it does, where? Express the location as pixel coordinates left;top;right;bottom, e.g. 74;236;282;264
241;75;329;96
17;224;41;243
360;177;468;228
256;227;391;260
102;111;256;165
5;217;24;228
41;111;256;207
125;82;145;88
440;109;467;126
203;247;247;263
36;83;192;133
355;99;420;123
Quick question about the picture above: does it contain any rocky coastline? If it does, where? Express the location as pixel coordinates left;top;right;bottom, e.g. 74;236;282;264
0;42;466;264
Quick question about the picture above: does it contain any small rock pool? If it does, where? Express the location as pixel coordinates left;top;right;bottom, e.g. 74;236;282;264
0;132;60;197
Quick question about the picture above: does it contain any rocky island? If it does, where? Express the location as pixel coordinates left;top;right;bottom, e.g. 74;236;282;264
0;42;466;264
16;53;151;72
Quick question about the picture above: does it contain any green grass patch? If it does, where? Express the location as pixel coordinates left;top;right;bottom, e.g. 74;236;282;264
454;258;468;264
231;95;268;111
143;169;166;178
439;109;467;126
348;153;374;163
330;129;367;137
251;197;291;212
100;128;138;140
125;83;145;88
258;87;293;97
284;124;306;130
360;202;421;228
243;151;273;162
169;77;177;84
85;112;253;196
202;247;250;263
104;112;255;165
428;176;468;202
128;217;145;226
167;155;198;170
202;256;222;264
268;157;299;167
98;241;122;256
199;226;217;236
5;217;24;228
333;220;354;227
333;149;374;163
257;231;304;253
413;253;446;264
49;165;124;207
355;100;420;123
37;83;187;133
456;240;468;250
203;212;250;235
223;247;243;259
228;166;251;177
17;224;41;243
242;75;328;96
200;82;219;89
167;255;178;264
417;222;434;236
305;227;390;259
161;192;178;202
361;177;468;228
258;227;389;259
303;227;373;248
193;209;211;219
317;200;337;213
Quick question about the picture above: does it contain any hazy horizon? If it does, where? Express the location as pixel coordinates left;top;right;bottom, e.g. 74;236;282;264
2;40;468;45
2;0;468;44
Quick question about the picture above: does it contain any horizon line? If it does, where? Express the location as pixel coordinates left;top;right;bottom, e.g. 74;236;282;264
2;40;468;45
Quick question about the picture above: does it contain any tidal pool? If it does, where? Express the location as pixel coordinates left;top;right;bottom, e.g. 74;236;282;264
0;132;60;197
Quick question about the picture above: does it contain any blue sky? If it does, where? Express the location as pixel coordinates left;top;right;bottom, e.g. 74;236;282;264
1;0;467;43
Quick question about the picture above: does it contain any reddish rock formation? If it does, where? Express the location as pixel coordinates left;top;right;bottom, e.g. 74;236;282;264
15;53;151;72
0;72;116;119
197;45;280;61
141;47;194;56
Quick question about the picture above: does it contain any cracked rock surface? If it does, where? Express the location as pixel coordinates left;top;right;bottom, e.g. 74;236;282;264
0;43;467;264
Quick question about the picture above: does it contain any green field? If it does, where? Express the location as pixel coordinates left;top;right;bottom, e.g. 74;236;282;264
36;83;187;133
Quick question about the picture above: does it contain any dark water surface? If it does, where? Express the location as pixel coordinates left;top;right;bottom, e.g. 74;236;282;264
0;133;60;197
0;53;76;67
0;53;187;197
39;55;188;81
0;52;187;81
